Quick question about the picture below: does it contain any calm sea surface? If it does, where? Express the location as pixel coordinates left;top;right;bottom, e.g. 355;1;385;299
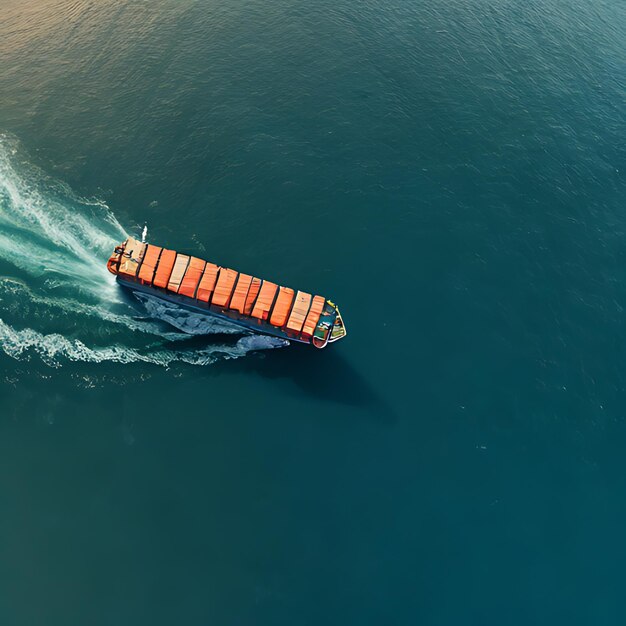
1;0;625;624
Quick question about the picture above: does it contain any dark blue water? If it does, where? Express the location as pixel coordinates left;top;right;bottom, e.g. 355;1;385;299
1;1;625;624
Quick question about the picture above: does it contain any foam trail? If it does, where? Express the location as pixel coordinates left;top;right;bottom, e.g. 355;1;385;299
0;133;126;298
0;136;289;369
0;319;288;368
0;277;187;340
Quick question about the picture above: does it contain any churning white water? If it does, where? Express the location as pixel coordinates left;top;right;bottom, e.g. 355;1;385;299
0;135;287;368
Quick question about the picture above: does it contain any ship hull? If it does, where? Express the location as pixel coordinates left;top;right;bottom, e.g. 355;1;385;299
117;276;309;344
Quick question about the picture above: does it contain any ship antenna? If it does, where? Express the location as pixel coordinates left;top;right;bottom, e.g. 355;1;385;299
141;224;148;243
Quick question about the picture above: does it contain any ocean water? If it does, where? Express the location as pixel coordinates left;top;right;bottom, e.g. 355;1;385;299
0;0;625;624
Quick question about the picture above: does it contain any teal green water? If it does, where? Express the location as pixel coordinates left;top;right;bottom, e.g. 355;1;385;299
1;0;625;624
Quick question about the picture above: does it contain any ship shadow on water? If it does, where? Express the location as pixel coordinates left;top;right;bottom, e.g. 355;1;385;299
166;333;395;422
119;287;392;420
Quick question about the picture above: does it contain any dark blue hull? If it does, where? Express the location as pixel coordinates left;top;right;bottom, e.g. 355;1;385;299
117;276;308;344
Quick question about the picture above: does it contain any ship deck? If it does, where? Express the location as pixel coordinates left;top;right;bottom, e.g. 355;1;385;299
108;238;346;348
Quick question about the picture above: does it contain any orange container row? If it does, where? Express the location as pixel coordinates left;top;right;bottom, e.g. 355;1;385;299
121;244;324;337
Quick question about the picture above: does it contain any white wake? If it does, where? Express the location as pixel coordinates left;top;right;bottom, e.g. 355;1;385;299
0;134;287;369
0;319;288;368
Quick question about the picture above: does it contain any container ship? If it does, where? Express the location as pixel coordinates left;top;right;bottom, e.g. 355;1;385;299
107;238;347;348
